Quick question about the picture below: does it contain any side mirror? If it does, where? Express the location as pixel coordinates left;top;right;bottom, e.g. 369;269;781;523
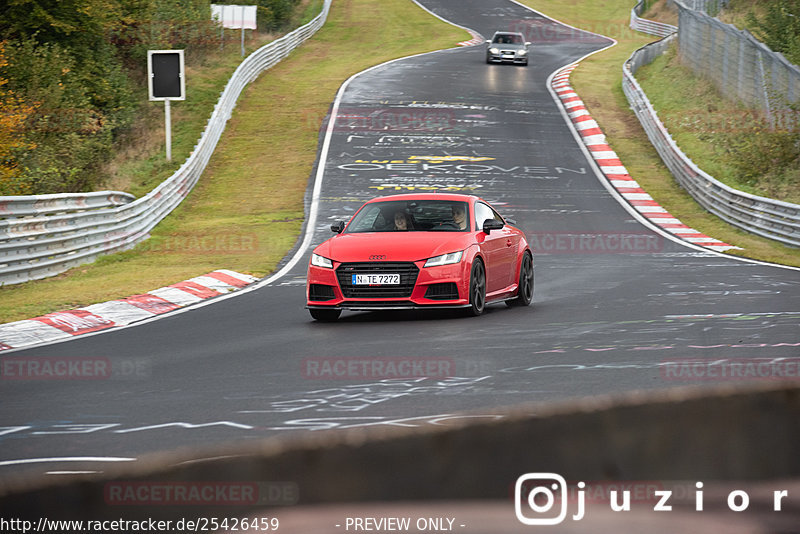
485;40;491;44
525;42;531;47
482;219;504;234
331;221;345;234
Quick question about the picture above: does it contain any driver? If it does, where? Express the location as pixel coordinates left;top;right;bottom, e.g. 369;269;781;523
452;204;467;230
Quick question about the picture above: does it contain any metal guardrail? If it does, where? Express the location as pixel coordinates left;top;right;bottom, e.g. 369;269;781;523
623;34;800;248
0;191;135;218
0;0;332;286
676;0;800;119
630;0;677;38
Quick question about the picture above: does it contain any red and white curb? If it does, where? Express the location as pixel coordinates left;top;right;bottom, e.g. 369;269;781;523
458;29;485;47
0;270;257;352
552;64;739;252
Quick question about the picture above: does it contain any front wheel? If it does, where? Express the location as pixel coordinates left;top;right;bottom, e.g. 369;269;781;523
507;252;533;307
467;260;486;316
309;308;341;322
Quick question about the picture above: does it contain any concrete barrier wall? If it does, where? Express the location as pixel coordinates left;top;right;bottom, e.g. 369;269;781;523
1;383;798;522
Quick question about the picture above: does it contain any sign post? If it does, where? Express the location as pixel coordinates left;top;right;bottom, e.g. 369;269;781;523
147;50;186;162
211;5;257;57
164;100;172;162
241;7;245;57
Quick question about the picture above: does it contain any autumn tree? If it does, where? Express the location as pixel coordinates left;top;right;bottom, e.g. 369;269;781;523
0;41;37;195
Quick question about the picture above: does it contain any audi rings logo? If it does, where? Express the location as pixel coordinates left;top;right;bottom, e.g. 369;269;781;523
369;254;387;261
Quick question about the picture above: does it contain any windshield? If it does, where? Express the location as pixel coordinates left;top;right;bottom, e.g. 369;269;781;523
345;200;470;233
492;34;523;44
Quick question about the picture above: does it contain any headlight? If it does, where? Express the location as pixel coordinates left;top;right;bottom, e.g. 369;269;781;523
517;49;527;55
311;253;333;269
424;251;463;268
490;47;500;54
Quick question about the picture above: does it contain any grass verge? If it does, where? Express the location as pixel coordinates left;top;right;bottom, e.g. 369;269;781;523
0;0;466;323
104;30;282;196
521;0;800;268
104;0;328;196
635;43;800;205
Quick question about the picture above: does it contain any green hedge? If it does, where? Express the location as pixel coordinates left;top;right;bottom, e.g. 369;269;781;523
0;0;304;196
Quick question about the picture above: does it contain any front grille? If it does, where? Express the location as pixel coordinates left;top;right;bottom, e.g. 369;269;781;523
501;50;515;55
336;262;419;298
309;284;336;301
424;283;459;301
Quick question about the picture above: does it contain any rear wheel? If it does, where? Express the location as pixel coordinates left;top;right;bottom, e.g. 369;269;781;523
507;252;533;307
309;308;341;322
467;259;486;316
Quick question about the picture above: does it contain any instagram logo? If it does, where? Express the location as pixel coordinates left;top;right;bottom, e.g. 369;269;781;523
514;474;792;524
515;473;580;525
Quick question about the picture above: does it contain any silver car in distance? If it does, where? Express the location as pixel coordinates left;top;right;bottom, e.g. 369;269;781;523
485;31;531;66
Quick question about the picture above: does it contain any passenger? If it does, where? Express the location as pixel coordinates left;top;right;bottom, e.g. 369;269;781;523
394;210;411;230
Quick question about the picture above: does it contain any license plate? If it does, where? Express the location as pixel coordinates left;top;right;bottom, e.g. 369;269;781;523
502;54;515;59
352;274;400;285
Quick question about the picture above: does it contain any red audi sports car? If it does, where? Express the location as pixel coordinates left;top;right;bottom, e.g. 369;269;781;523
306;193;533;321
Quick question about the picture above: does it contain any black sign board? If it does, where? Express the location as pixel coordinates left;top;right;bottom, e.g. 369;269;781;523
147;50;185;101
